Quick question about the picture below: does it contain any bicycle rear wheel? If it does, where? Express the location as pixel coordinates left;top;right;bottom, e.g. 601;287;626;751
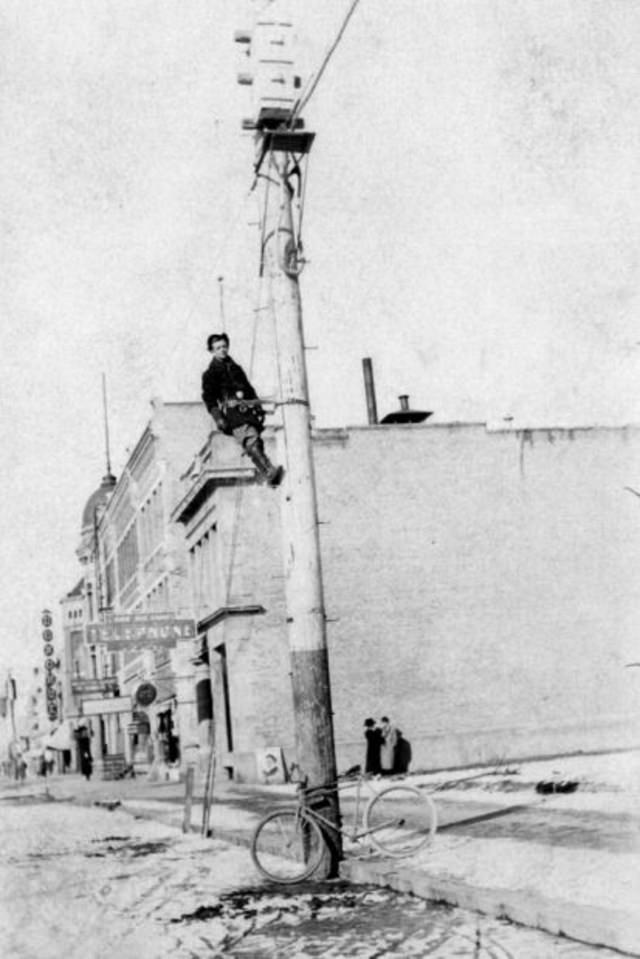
365;784;437;857
251;808;326;883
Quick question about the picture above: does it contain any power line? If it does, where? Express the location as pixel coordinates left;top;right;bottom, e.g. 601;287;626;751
290;0;363;125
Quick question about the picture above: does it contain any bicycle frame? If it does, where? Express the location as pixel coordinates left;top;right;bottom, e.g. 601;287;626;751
301;773;385;843
250;767;437;883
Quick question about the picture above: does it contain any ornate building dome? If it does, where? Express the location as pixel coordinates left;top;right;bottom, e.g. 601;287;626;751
77;471;117;561
81;471;117;533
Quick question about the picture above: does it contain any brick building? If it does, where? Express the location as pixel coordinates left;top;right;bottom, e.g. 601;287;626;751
96;399;211;776
59;577;97;772
174;419;640;780
62;399;211;778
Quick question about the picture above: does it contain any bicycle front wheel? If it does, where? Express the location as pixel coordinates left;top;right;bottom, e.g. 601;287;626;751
365;784;437;858
251;808;326;883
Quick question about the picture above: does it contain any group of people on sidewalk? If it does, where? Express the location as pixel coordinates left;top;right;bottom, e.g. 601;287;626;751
363;716;411;776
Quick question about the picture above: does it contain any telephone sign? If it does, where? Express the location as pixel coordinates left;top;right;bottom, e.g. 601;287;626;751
135;682;157;707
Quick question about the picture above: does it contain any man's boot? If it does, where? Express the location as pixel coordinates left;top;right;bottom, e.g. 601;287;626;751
245;439;284;488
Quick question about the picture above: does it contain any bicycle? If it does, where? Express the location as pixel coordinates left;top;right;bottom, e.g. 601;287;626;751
251;764;438;884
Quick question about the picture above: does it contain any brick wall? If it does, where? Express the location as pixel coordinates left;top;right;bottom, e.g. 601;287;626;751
200;423;640;776
317;423;640;769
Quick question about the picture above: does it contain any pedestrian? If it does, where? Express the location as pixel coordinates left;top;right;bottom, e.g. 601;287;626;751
201;332;284;487
379;716;398;775
363;718;382;775
393;730;412;774
17;755;27;782
80;750;93;781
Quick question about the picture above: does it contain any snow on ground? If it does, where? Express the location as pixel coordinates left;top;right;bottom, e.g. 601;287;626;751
0;799;625;959
0;801;260;959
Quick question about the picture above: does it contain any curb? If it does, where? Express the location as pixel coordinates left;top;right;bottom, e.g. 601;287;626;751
46;785;640;956
117;800;256;850
340;859;640;957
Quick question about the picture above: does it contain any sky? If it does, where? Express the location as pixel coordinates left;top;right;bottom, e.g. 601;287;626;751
1;0;640;698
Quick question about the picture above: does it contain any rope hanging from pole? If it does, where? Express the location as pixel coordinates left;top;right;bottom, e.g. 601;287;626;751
269;153;308;279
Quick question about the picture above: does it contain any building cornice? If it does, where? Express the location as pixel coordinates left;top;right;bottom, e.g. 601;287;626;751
172;466;255;525
197;604;266;634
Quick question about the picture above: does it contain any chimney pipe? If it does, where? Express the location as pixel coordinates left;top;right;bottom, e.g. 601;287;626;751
362;357;378;425
380;392;433;424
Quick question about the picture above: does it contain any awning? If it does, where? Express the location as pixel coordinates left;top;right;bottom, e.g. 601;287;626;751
44;724;72;751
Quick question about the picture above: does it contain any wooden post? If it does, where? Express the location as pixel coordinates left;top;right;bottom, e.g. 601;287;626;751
201;746;216;838
182;763;195;833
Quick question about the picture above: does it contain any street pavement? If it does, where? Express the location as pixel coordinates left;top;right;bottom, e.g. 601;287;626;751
0;790;627;958
2;748;639;956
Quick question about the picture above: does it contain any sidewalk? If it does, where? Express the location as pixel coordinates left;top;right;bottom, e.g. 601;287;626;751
4;749;640;956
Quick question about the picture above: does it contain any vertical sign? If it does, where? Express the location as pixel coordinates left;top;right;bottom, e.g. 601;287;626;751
42;608;58;722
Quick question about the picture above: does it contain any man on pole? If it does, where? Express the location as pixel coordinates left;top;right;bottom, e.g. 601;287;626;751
201;333;284;487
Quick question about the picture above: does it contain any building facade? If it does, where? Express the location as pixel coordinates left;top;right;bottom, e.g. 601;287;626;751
173;420;640;780
59;577;102;772
92;400;211;777
61;399;211;778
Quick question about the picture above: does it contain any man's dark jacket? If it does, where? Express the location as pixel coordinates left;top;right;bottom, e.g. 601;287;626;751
201;355;262;434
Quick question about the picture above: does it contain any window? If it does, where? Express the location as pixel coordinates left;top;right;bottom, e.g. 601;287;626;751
117;522;139;592
139;485;164;561
105;559;116;608
190;525;219;612
148;577;168;613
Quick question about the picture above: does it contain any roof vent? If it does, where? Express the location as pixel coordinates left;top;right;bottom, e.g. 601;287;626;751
380;395;432;425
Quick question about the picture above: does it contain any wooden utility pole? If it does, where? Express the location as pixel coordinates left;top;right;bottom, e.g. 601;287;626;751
236;3;341;868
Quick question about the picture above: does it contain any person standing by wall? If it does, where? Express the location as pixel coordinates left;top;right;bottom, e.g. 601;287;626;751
379;716;398;775
363;718;382;775
393;729;412;774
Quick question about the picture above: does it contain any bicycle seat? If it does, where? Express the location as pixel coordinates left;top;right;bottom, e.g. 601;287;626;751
339;764;362;779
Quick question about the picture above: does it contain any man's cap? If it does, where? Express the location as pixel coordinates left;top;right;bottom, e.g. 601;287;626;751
364;718;376;727
207;332;230;351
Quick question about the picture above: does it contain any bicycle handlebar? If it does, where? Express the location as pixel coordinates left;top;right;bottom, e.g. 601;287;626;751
289;762;363;792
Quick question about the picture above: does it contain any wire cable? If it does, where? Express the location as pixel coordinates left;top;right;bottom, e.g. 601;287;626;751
223;247;270;603
290;0;363;126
